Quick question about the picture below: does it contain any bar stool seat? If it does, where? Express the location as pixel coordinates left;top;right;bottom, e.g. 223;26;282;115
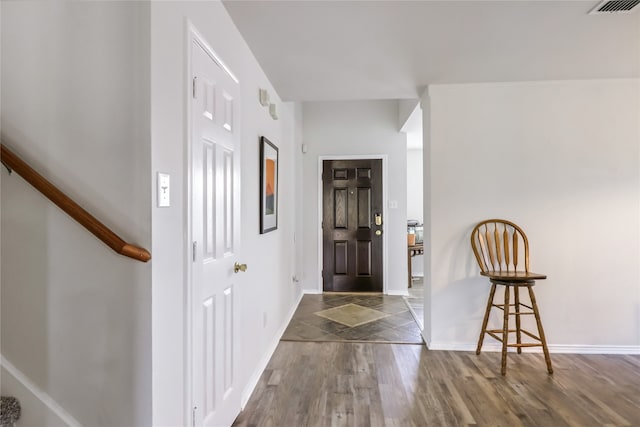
471;219;553;376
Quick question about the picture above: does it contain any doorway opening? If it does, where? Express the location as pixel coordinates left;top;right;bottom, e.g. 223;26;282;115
401;103;424;329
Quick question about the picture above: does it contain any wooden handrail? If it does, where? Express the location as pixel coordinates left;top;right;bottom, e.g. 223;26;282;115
1;143;151;262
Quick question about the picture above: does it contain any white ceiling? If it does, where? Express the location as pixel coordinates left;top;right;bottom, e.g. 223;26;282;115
222;0;640;102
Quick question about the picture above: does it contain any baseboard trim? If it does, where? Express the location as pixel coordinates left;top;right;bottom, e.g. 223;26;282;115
1;354;82;427
546;345;640;354
303;289;410;296
422;332;431;349
240;290;304;408
427;342;477;352
426;342;640;354
386;290;409;296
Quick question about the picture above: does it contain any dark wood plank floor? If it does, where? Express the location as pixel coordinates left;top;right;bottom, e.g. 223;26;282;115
233;342;640;427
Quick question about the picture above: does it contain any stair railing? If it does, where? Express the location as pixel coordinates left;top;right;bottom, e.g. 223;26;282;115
1;143;151;262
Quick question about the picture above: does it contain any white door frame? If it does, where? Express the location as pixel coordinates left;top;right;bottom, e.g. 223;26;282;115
184;20;240;427
316;155;389;294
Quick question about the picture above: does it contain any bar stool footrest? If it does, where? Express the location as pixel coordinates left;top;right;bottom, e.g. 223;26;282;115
484;329;543;344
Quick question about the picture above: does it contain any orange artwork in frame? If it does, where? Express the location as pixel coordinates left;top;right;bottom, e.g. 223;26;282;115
260;136;279;233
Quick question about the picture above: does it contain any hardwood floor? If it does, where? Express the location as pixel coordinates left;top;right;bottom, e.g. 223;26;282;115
233;342;640;426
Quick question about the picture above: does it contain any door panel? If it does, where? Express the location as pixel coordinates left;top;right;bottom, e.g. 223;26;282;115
357;188;371;228
334;189;348;228
191;38;241;427
323;159;383;292
334;241;348;275
356;240;372;276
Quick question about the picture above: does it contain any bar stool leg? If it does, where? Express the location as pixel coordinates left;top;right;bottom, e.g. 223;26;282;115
528;286;553;375
476;283;497;355
501;286;510;376
514;286;522;354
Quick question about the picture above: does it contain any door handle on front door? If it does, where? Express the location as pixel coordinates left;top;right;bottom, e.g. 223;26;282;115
234;262;247;273
375;213;382;226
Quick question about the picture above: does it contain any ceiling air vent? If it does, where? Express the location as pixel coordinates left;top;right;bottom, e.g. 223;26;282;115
589;0;640;14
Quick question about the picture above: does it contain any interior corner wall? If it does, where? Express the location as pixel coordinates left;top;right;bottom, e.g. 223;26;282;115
301;100;408;295
398;99;420;130
293;102;305;287
1;1;152;425
426;79;640;350
420;93;433;345
150;2;300;425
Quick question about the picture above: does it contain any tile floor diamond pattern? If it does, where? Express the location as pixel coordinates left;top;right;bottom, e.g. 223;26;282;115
314;303;390;327
281;294;423;344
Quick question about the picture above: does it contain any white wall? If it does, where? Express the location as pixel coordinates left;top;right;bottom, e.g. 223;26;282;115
425;79;640;351
150;2;301;425
407;148;424;276
407;149;424;223
398;99;420;131
1;2;151;425
1;360;81;427
302;100;408;295
1;2;302;426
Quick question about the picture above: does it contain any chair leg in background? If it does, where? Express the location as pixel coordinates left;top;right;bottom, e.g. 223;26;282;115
476;284;497;355
514;286;522;354
528;286;553;374
501;285;510;376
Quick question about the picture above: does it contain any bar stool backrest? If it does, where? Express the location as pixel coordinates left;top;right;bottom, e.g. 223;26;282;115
471;219;530;274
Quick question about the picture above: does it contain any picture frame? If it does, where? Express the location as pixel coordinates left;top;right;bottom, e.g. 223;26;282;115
260;136;279;234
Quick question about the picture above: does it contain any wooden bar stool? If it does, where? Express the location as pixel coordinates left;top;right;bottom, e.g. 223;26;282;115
470;219;553;375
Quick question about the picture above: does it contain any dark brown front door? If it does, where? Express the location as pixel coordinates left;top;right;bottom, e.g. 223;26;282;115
322;159;383;292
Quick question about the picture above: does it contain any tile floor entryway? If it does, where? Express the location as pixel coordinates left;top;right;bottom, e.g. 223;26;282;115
281;293;423;344
405;276;424;329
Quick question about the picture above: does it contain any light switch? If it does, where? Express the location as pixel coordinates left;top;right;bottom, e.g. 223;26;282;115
157;172;170;207
389;200;398;209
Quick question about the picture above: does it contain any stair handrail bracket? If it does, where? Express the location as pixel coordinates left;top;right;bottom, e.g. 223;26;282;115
1;143;151;262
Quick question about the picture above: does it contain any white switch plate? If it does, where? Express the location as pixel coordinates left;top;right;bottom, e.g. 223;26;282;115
157;172;170;207
389;200;398;209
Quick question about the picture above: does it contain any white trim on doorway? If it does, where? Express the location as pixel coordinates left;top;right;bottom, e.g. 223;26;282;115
316;155;389;294
184;20;196;427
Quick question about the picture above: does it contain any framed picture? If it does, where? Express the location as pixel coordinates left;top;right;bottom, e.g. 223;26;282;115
260;136;279;234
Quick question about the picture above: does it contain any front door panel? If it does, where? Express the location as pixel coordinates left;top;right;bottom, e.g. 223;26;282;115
323;159;383;292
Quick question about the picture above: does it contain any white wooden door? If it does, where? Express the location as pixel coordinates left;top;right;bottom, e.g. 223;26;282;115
190;36;241;427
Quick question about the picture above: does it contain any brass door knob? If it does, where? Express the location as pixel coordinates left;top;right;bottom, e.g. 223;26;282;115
375;230;382;236
234;262;247;273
